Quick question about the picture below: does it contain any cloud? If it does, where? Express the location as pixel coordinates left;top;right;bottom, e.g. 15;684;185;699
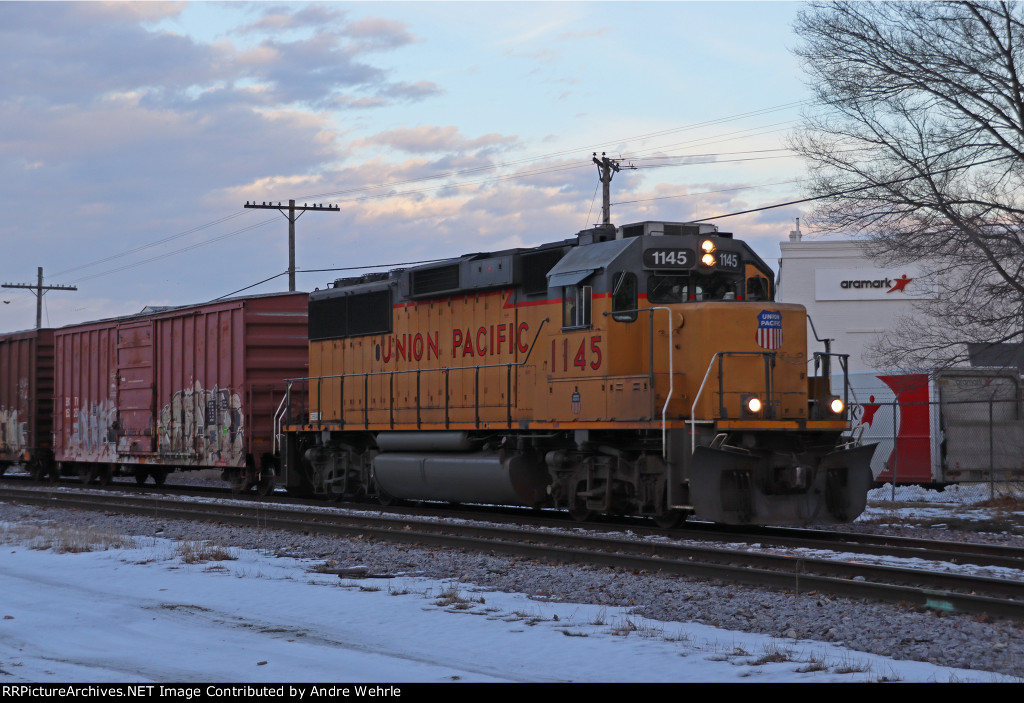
232;4;349;34
356;126;518;155
378;81;444;101
556;28;610;41
339;16;419;52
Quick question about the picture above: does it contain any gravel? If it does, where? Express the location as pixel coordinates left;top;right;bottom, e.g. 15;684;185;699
1;489;1022;679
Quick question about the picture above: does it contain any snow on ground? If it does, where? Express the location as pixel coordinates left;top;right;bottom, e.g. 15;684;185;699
0;522;1013;683
862;483;1024;525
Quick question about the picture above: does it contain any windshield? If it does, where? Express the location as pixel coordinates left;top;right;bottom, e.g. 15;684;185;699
647;274;742;303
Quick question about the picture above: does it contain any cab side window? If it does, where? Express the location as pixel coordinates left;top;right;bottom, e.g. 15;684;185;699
747;276;770;301
562;285;592;328
611;272;637;322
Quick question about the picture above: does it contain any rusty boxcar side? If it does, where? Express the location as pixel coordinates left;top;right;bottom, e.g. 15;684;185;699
53;293;307;486
0;328;55;477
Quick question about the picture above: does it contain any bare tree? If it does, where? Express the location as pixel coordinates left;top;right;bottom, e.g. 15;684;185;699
791;1;1024;368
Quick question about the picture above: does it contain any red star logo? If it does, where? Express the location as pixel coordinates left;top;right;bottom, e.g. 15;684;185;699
859;395;881;427
887;275;913;293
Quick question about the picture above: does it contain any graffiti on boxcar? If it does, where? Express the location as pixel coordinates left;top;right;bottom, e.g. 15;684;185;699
0;406;26;455
158;381;244;466
68;397;117;459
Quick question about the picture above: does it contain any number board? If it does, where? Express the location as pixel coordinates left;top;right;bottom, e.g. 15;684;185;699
643;248;695;269
716;250;741;271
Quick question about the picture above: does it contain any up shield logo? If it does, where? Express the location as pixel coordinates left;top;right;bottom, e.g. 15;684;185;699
756;310;783;350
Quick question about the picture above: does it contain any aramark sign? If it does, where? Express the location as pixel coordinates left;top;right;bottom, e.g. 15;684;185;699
814;267;935;301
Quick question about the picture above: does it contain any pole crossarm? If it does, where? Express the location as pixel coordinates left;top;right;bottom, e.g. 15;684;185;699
244;199;340;292
2;267;77;329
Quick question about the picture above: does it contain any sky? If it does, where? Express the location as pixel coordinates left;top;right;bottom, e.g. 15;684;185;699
0;1;815;333
0;484;1018;683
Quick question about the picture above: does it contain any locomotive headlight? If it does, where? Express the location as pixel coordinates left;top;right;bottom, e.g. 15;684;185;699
700;252;716;267
700;239;716;254
829;397;845;415
743;395;762;416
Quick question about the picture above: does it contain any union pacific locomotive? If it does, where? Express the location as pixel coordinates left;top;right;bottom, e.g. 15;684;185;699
277;220;875;526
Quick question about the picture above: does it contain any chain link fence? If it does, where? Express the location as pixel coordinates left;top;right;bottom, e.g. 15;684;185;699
849;395;1024;502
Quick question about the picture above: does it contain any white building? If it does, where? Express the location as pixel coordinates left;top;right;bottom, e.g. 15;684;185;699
775;225;935;372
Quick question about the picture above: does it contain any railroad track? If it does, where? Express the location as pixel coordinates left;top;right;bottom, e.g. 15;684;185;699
6;470;1022;568
3;483;1023;620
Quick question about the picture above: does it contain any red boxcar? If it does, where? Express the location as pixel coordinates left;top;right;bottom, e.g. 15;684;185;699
53;293;308;488
0;328;55;478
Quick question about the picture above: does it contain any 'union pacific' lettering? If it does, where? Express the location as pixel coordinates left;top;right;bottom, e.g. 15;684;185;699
380;332;440;363
379;324;529;365
453;322;529;358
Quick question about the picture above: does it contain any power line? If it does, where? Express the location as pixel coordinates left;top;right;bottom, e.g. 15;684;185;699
71;217;280;283
52;211;251;278
689;154;1017;222
297;101;811;202
209;258;453;303
613;179;803;206
19;100;812;297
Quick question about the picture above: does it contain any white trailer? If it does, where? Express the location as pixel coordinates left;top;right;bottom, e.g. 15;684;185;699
840;368;1024;484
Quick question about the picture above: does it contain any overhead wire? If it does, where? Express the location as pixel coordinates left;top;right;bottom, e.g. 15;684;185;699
25;100;815;297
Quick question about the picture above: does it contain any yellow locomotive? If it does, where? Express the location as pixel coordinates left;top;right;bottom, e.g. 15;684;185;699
278;220;874;526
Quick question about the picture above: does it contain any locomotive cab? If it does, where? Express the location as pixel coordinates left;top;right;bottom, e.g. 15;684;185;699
539;220;873;525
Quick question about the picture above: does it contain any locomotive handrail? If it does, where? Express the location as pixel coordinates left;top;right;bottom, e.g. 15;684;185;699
283;318;549;430
603;306;675;458
690;350;777;454
690;349;856;452
811;351;852;419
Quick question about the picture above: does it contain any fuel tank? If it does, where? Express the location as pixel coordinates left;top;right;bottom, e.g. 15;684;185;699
372;451;550;507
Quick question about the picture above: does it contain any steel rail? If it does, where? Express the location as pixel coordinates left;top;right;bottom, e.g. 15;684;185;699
3;486;1023;620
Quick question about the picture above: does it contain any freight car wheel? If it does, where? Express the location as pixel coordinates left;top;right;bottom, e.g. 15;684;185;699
231;475;252;495
134;468;150;485
28;451;56;483
96;465;112;487
255;471;275;496
152;469;168;486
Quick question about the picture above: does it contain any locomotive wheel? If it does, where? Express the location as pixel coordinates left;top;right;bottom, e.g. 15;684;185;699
653;510;687;529
376;486;401;507
568;503;596;522
324;481;344;502
134;468;150;485
151;469;169;486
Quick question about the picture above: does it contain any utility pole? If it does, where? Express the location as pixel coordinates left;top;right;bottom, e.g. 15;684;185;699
2;267;77;329
592;153;634;225
244;199;340;292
